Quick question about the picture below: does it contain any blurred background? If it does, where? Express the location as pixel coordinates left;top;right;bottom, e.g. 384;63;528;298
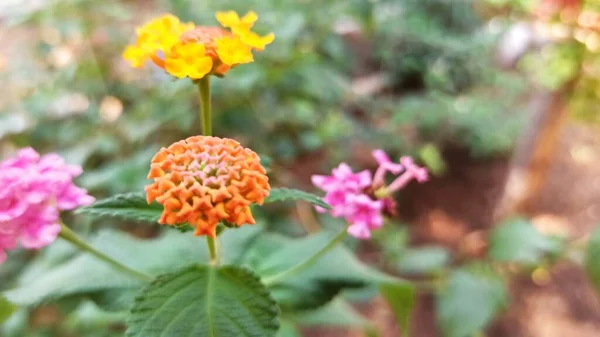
1;0;600;336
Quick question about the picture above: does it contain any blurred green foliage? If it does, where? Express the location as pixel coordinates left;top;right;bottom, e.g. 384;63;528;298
0;0;527;199
0;0;546;336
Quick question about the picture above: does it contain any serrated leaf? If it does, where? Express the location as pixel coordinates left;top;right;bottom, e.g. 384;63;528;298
489;218;563;265
0;296;16;324
379;281;415;335
3;226;263;307
265;188;330;209
126;265;279;337
76;192;162;224
585;225;600;293
437;265;508;337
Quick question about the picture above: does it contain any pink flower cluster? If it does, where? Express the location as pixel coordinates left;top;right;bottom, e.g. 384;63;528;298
312;150;428;239
0;148;95;263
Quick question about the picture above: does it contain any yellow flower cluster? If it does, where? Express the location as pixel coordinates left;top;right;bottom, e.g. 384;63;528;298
123;11;274;79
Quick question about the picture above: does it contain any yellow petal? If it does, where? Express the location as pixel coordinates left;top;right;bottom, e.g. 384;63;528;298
241;11;258;26
165;58;187;78
165;42;213;79
122;45;147;68
216;11;241;28
217;10;257;30
216;36;254;66
235;29;274;51
188;57;213;79
130;13;194;59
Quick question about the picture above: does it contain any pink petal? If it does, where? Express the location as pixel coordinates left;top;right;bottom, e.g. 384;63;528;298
372;149;391;164
356;170;373;188
348;224;371;239
0;147;94;262
332;163;353;178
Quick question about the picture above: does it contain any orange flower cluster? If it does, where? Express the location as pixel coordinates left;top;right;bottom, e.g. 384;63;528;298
123;11;274;79
145;136;270;237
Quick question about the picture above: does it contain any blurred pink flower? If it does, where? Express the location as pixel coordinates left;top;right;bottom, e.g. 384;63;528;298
0;148;94;263
345;194;384;239
387;156;429;192
311;163;371;193
372;149;404;187
312;151;429;240
311;163;372;216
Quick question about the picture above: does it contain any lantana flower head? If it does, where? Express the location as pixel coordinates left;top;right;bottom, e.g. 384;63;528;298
312;150;428;240
123;11;274;80
0;148;95;263
146;136;270;238
312;163;371;216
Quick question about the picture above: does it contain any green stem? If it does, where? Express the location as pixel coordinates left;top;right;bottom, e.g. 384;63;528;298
197;77;212;136
264;229;348;286
206;236;220;266
59;223;152;281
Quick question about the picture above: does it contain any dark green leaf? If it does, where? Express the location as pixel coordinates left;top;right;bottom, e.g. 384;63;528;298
585;225;600;293
488;218;563;265
242;231;388;311
379;281;415;335
437;265;508;337
126;265;279;337
0;296;16;324
76;192;162;225
265;188;330;209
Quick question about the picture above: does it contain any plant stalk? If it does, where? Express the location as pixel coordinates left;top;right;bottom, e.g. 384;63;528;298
198;77;212;136
197;76;221;265
59;223;152;281
206;236;220;266
263;228;348;286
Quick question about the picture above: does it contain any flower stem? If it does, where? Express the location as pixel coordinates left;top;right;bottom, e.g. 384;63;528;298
206;236;220;266
263;228;348;286
59;223;152;282
197;77;212;136
197;76;221;265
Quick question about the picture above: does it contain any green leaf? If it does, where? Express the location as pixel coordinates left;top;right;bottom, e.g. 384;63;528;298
379;281;415;335
242;231;387;311
292;299;369;328
276;320;301;337
488;218;563;265
397;246;450;275
437;265;508;337
418;143;447;175
265;188;330;209
585;225;600;293
76;192;163;225
291;299;381;337
3;226;263;307
126;265;279;337
65;301;127;331
0;296;16;324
